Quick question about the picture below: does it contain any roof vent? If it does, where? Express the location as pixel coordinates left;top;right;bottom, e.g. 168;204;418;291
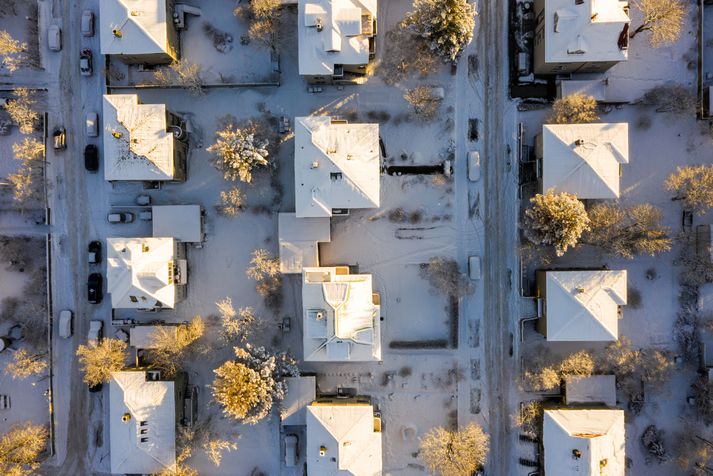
311;161;320;169
575;139;585;146
572;449;582;459
130;10;142;16
112;131;123;139
575;286;586;294
316;17;324;32
319;445;327;456
122;413;131;423
112;28;123;38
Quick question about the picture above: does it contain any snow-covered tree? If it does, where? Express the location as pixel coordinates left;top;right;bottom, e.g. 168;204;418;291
76;338;127;388
145;317;205;377
212;344;297;425
0;30;26;72
420;256;474;298
630;0;687;47
666;165;713;214
522;191;590;256
234;0;281;48
216;186;245;217
404;86;442;121
208;124;269;183
419;423;490;476
6;88;39;134
4;348;47;379
153;60;204;96
548;94;599;124
0;422;47;475
405;0;476;62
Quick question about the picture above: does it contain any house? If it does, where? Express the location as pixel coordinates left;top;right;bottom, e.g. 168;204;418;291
298;0;377;82
295;116;380;218
278;213;331;273
302;266;381;361
103;94;188;182
564;375;617;406
129;325;178;349
536;123;629;199
533;0;629;75
536;270;627;341
152;205;205;243
107;237;188;310
109;370;185;475
100;0;179;64
543;408;625;475
306;397;382;475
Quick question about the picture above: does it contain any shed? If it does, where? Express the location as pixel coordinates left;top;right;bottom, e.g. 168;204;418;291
280;376;317;426
564;375;617;406
152;205;204;243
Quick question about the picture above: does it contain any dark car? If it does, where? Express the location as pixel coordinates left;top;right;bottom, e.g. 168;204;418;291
88;240;101;264
88;273;102;304
84;144;98;171
80;49;92;76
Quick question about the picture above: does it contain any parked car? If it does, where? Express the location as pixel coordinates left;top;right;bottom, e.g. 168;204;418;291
88;320;103;343
81;10;94;37
87;273;102;304
58;310;72;338
88;240;101;264
84;144;98;171
53;127;66;150
85;112;98;137
284;434;298;467
47;25;61;51
80;49;92;76
107;212;134;224
468;151;481;181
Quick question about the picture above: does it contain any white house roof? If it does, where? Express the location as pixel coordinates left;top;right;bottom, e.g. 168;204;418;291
542;123;629;199
281;376;317;426
306;403;382;475
109;371;176;475
564;375;617;407
295;116;380;217
545;270;627;341
103;94;175;181
543;0;629;65
152;205;203;243
129;325;177;349
298;0;376;76
302;267;381;361
107;237;183;309
100;0;170;57
278;213;331;273
544;408;625;476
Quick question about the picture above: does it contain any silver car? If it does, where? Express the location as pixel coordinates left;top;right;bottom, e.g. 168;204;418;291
48;25;61;52
86;112;98;137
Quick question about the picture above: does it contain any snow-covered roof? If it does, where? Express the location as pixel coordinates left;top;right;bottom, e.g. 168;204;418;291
278;213;331;273
306;403;382;474
103;94;175;181
129;325;177;349
107;237;185;309
544;270;627;341
281;376;317;426
109;371;176;475
543;0;629;65
302;267;381;361
544;408;625;476
152;205;203;243
295;116;380;217
564;375;617;406
100;0;171;57
542;123;629;199
298;0;376;76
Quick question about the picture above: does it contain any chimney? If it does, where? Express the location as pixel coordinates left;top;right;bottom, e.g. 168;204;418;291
319;445;327;456
122;413;131;423
575;139;585;146
572;449;582;459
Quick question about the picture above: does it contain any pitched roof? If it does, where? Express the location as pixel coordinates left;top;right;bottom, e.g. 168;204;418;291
306;403;382;475
100;0;170;56
295;116;380;217
542;0;629;65
545;270;627;341
103;94;175;181
544;408;625;476
542;123;629;199
109;371;176;475
298;0;377;76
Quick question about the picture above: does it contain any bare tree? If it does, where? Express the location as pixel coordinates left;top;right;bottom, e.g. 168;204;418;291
76;338;127;388
642;84;696;114
419;423;490;476
216;297;257;343
665;165;713;214
630;0;687;47
523;348;595;392
153;60;204;96
548;94;599;124
512;400;543;436
234;0;281;48
12;137;44;163
5;88;39;134
404;86;442;121
246;249;282;310
420;257;474;298
0;30;26;72
692;376;713;425
404;0;476;62
0;422;48;475
522;191;590;256
4;348;47;379
377;24;439;85
145;317;206;378
672;430;713;475
177;418;239;467
216;186;246;217
6;167;35;203
158;447;198;476
208;124;269;183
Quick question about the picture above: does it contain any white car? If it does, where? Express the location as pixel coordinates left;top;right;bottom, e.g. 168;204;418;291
88;320;103;344
47;25;61;52
86;112;98;137
81;10;94;37
58;310;73;338
468;151;481;182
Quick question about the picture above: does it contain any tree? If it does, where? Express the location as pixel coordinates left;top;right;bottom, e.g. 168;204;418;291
0;30;26;72
7;167;34;203
630;0;687;47
642;84;696;114
419;423;489;476
585;202;671;259
666;165;713;214
234;0;281;48
672;430;713;475
512;401;543;436
692;376;713;425
12;137;44;163
153;60;204;96
6;88;39;134
246;249;282;310
211;344;297;424
405;0;476;62
523;349;595;392
522;191;590;256
404;86;442;121
548;94;599;124
5;348;47;379
76;338;127;387
216;187;245;217
420;257;474;298
377;24;439;84
208;124;269;183
216;297;257;343
0;422;47;475
158;448;198;476
145;318;205;377
177;418;238;467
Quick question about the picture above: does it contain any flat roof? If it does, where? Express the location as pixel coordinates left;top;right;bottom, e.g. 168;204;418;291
129;325;178;349
100;0;170;56
152;205;203;243
281;376;317;426
278;213;331;274
564;375;617;406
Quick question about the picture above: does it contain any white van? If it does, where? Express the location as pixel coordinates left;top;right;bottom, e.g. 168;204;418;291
47;25;61;52
58;310;72;338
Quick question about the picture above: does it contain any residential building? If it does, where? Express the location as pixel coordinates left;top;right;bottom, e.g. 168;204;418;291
533;0;629;74
103;94;188;183
536;270;627;341
295;116;380;218
302;266;381;361
298;0;377;82
151;205;205;243
281;376;318;426
564;375;617;406
278;213;331;274
543;408;625;475
106;237;188;310
100;0;179;63
536;123;629;199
